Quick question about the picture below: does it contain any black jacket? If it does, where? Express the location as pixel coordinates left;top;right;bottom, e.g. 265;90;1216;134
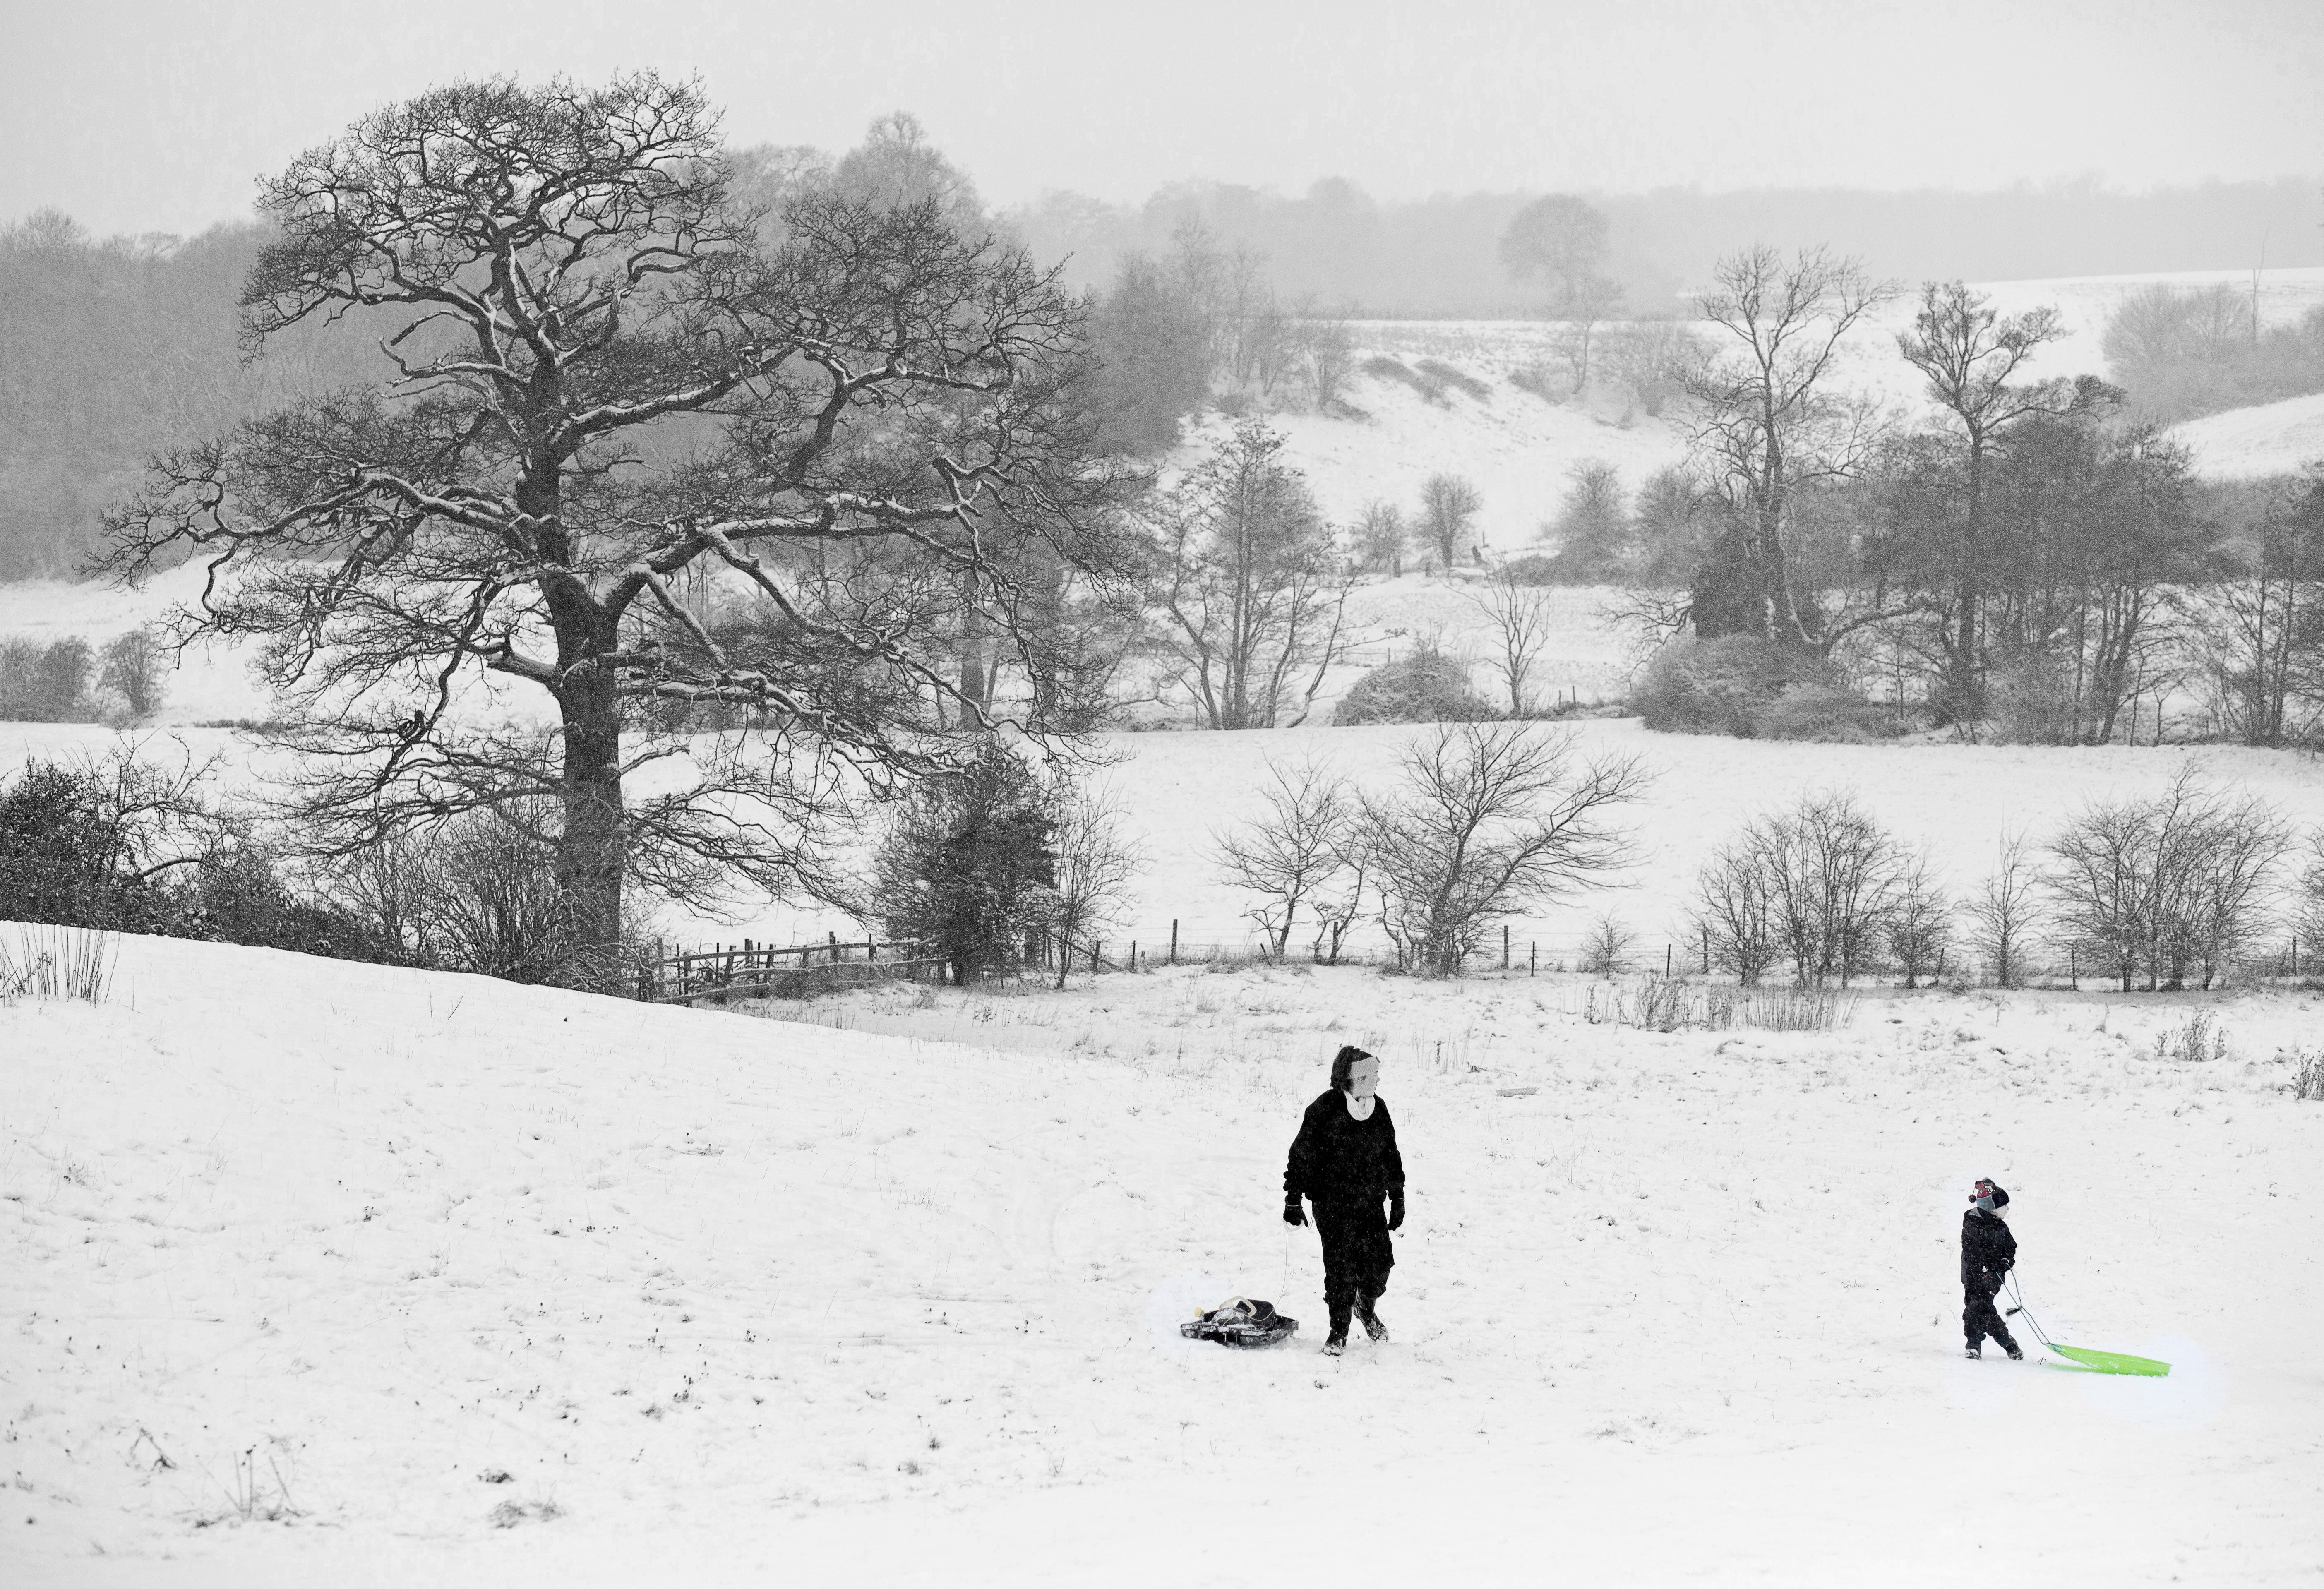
1284;1090;1404;1211
1960;1208;2017;1288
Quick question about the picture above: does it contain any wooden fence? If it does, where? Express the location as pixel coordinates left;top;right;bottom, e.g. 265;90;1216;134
636;935;941;1004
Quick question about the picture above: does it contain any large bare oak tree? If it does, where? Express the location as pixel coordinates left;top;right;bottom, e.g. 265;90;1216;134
101;76;1136;963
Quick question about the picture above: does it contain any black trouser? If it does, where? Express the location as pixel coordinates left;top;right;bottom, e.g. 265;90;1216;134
1964;1275;2018;1351
1315;1201;1392;1339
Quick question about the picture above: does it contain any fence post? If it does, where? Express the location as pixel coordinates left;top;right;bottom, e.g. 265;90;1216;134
2293;936;2300;977
1169;919;1178;965
1503;924;1510;970
1701;927;1711;977
1131;941;1138;971
1092;940;1102;974
1529;942;1537;976
1665;943;1673;977
2070;948;2078;991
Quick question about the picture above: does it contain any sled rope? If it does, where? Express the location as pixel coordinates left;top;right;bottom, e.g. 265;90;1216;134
2004;1273;2171;1377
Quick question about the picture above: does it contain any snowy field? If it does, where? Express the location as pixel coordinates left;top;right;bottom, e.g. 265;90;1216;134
5;708;2320;965
4;930;2322;1586
6;714;2318;967
2173;391;2324;481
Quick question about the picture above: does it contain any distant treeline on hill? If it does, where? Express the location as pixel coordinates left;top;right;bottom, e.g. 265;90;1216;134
1011;178;2324;317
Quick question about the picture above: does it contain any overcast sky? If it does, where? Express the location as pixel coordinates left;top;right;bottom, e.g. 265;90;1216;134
7;0;2321;237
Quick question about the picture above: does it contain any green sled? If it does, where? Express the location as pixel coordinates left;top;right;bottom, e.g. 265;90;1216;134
2046;1343;2171;1377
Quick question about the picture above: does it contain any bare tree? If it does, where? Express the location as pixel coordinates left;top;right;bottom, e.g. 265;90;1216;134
1293;303;1356;411
1578;911;1637;975
1359;722;1642;976
2045;768;2292;991
1212;756;1355;957
1887;850;1954;988
2192;475;2324;748
1151;421;1355;728
1964;833;2041;987
1049;781;1143;987
1682;246;1890;647
1690;840;1781;985
1419;474;1484;571
2296;830;2324;965
98;627;169;720
99;77;1138;962
1894;281;2078;718
1551;276;1628;396
1355;499;1408;576
1467;565;1557;715
1705;792;1901;987
1544;459;1632;581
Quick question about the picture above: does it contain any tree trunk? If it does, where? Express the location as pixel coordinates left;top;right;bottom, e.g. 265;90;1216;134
533;470;626;962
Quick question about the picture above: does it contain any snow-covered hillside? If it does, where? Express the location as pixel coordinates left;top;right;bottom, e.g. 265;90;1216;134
2172;391;2324;481
1163;268;2324;552
10;267;2324;737
5;929;2321;1585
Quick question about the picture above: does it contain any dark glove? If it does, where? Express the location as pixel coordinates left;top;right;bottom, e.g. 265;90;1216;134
1282;1196;1306;1227
1387;1191;1405;1231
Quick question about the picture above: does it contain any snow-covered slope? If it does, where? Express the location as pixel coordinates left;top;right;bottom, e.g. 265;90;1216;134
4;929;2321;1585
2170;391;2324;481
1171;268;2324;550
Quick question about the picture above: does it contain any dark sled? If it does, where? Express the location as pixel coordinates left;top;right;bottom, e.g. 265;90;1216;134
1180;1296;1299;1348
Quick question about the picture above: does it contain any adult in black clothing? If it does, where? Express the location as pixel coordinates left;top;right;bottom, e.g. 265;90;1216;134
1961;1178;2022;1360
1284;1044;1405;1356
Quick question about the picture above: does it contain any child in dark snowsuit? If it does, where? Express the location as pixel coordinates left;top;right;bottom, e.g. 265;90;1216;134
1961;1178;2022;1360
1284;1044;1405;1356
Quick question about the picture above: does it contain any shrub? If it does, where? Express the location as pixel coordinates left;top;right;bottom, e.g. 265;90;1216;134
1335;645;1495;725
98;628;169;720
1691;792;1902;987
1635;634;1892;741
1755;681;1904;744
1495;552;1565;586
1414;358;1491;401
1577;912;1636;975
867;741;1061;986
2153;1011;2229;1064
1985;653;2077;744
2044;768;2293;991
0;636;98;723
1577;975;1856;1032
1360;355;1448;404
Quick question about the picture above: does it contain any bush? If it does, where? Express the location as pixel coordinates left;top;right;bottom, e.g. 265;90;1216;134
867;741;1061;986
0;636;99;723
1635;634;1895;741
1755;682;1905;744
1690;792;1902;987
1985;653;2078;744
1495;552;1565;586
1335;645;1495;725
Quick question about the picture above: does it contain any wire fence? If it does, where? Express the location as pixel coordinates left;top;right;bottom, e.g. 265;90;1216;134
648;920;2323;1002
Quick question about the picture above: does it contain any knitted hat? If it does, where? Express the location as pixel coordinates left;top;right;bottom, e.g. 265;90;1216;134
1972;1179;2010;1212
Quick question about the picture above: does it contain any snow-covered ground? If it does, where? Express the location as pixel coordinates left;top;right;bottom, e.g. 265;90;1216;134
1165;268;2324;552
5;929;2321;1585
2173;391;2324;482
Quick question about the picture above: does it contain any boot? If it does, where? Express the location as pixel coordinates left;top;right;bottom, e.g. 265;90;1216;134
1323;1332;1347;1357
1964;1345;1981;1359
1356;1294;1388;1343
2005;1344;2024;1361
